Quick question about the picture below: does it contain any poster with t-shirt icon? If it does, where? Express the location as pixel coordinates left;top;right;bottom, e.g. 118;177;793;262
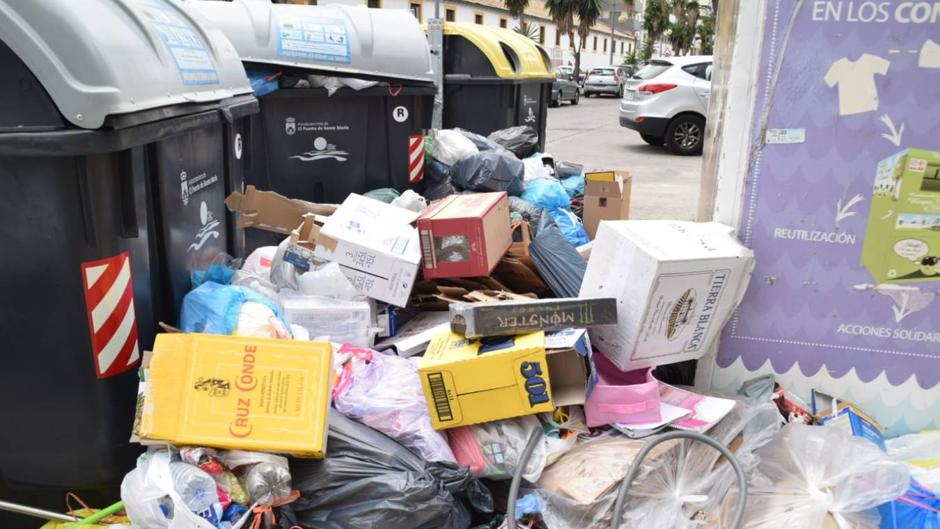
712;0;940;435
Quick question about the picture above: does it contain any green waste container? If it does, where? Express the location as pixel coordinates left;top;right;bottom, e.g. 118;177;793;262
0;1;255;526
440;22;555;150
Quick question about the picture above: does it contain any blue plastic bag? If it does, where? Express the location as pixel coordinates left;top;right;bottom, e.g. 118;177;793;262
246;67;281;97
191;262;236;290
179;282;288;336
561;174;585;198
880;480;940;529
521;178;569;210
547;208;590;247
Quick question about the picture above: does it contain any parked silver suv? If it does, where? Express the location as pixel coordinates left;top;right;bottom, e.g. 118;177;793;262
619;56;713;155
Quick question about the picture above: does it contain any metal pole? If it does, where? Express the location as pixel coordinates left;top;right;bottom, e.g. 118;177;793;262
0;500;81;523
429;0;444;130
609;5;616;64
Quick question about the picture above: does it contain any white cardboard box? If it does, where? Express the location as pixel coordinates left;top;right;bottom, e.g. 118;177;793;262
312;194;422;307
579;221;755;371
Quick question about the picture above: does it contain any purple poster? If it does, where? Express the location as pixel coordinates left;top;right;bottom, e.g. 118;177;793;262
716;0;940;432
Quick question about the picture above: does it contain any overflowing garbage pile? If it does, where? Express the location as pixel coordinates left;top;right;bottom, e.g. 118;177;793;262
104;126;940;529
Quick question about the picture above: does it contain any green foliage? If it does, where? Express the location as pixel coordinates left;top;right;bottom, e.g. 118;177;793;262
623;48;638;66
513;21;540;41
504;0;530;18
697;15;715;54
640;38;653;61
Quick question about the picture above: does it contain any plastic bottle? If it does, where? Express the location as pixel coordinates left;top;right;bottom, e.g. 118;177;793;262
169;462;223;526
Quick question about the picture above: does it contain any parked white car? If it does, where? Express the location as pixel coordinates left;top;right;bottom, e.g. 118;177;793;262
619;56;713;155
584;66;623;98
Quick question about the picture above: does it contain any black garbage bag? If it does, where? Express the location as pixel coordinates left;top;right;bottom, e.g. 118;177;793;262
487;126;539;159
450;152;524;196
281;413;493;529
456;129;512;156
529;215;586;297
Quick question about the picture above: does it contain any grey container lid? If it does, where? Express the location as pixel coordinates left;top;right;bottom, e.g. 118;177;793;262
183;0;434;85
0;0;252;130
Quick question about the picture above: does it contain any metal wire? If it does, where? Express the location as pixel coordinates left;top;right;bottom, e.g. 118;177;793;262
610;430;749;529
0;500;81;522
505;427;544;528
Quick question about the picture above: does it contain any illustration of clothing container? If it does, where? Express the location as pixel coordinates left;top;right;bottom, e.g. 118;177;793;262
861;148;940;283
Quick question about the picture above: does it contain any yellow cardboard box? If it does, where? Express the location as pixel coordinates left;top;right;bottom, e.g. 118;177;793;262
136;333;333;458
419;331;554;429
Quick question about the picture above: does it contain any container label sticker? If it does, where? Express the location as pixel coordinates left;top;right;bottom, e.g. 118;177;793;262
135;0;219;85
81;252;140;378
277;16;352;64
765;128;806;144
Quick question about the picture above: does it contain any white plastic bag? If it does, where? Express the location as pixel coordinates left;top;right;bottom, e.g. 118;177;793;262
522;156;549;182
430;129;478;166
296;262;360;300
886;430;940;494
241;246;276;280
306;75;378;96
391;189;428;213
121;451;218;529
333;348;456;462
447;416;547;482
739;424;910;529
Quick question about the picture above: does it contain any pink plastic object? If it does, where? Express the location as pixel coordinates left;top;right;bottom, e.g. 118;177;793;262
585;352;661;427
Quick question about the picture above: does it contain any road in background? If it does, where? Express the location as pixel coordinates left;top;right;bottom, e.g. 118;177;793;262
545;95;702;221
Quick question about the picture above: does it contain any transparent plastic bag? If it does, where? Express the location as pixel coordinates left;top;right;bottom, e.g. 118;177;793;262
333;349;455;462
178;282;289;338
296;262;360;300
121;450;219;529
619;400;782;529
737;424;911;529
448;416;547;482
430;129;479;166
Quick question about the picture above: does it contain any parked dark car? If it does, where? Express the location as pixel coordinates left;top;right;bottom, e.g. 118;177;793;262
551;68;580;107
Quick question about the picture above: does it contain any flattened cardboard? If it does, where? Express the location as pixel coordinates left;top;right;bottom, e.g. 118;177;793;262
224;185;337;234
449;297;618;339
418;192;512;279
583;171;632;239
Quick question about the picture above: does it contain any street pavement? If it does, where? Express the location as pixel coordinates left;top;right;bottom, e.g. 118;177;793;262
545;95;703;221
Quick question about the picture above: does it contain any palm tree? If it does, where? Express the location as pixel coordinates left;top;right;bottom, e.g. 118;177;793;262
544;0;602;81
642;0;669;57
504;0;531;37
668;0;699;55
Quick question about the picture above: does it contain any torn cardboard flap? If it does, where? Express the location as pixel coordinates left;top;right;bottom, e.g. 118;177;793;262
290;213;338;252
225;185;338;235
583;171;632;240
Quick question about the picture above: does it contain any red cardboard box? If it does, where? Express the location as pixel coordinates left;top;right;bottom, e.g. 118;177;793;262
418;192;512;279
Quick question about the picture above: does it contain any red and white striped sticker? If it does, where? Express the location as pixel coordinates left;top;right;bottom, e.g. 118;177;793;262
81;252;140;378
408;134;425;184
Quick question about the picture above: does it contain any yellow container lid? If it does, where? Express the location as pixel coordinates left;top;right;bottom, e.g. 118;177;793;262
441;22;554;80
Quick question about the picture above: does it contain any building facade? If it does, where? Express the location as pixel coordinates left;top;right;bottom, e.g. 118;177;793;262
321;0;636;70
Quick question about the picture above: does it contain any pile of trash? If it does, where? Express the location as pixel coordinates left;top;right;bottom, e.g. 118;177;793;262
99;125;939;529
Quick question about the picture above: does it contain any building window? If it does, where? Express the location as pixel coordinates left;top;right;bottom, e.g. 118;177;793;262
445;6;455;21
499;17;508;28
620;40;624;53
555;30;561;46
539;25;546;44
475;11;484;24
366;0;381;7
409;1;422;21
593;36;597;51
603;38;607;53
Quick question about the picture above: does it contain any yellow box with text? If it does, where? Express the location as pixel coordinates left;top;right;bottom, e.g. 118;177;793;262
136;333;332;457
419;331;553;429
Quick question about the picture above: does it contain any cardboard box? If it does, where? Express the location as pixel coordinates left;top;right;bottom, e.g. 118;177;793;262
580;221;755;371
545;328;596;406
812;390;887;450
417;192;512;279
224;185;337;234
311;194;422;307
861;148;940;283
449;297;618;338
135;333;333;457
583;171;632;239
419;331;555;428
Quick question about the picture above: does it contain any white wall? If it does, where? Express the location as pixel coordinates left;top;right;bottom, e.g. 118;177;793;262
321;0;636;69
